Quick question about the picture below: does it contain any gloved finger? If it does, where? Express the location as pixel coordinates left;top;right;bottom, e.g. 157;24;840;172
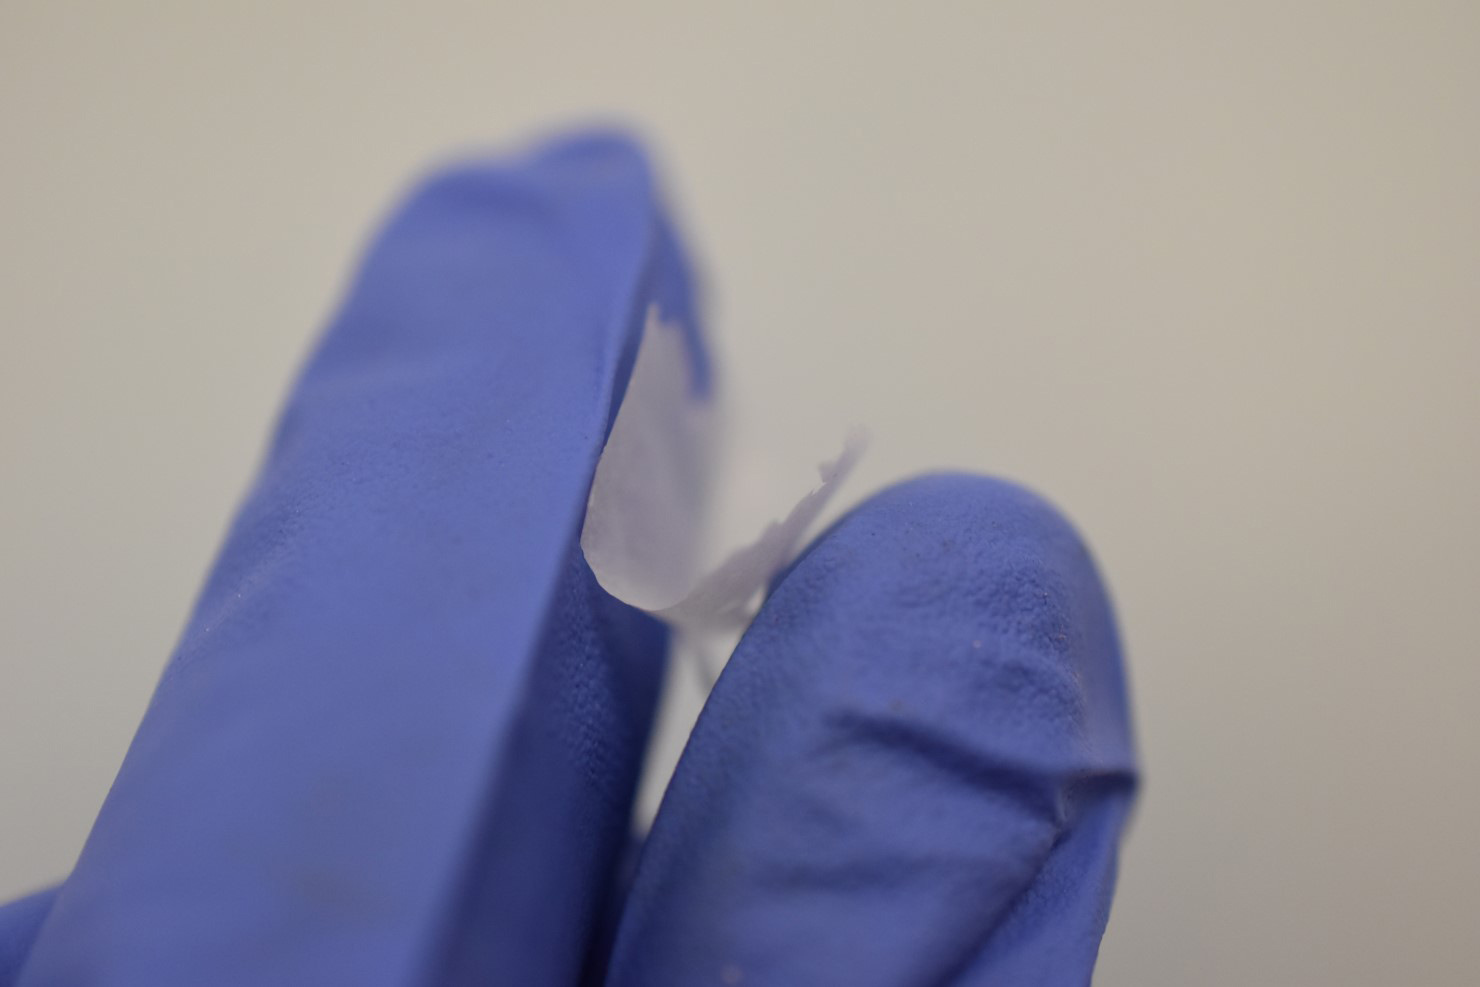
0;887;55;986
603;474;1138;986
19;132;707;987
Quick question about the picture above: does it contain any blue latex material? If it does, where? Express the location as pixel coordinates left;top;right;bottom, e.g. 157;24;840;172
0;891;54;983
605;475;1137;985
1;131;1135;986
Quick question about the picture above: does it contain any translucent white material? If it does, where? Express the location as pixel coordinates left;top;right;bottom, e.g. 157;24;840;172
581;308;864;632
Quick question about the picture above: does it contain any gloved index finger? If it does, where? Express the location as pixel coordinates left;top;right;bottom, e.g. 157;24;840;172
19;131;706;987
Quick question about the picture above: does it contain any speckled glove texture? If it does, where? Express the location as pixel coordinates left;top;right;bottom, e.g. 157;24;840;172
1;131;1135;987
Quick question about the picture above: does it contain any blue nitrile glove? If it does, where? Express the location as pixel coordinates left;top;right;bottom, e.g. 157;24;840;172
0;132;1136;987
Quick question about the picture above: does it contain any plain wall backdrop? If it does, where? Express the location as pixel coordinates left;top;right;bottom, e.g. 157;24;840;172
3;3;1477;984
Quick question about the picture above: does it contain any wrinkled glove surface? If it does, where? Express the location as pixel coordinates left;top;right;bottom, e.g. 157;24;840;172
1;132;1136;987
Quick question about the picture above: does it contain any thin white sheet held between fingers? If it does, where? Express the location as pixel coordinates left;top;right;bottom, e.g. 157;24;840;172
581;307;865;633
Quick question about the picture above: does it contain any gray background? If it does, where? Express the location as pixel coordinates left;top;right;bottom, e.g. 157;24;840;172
3;3;1478;983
